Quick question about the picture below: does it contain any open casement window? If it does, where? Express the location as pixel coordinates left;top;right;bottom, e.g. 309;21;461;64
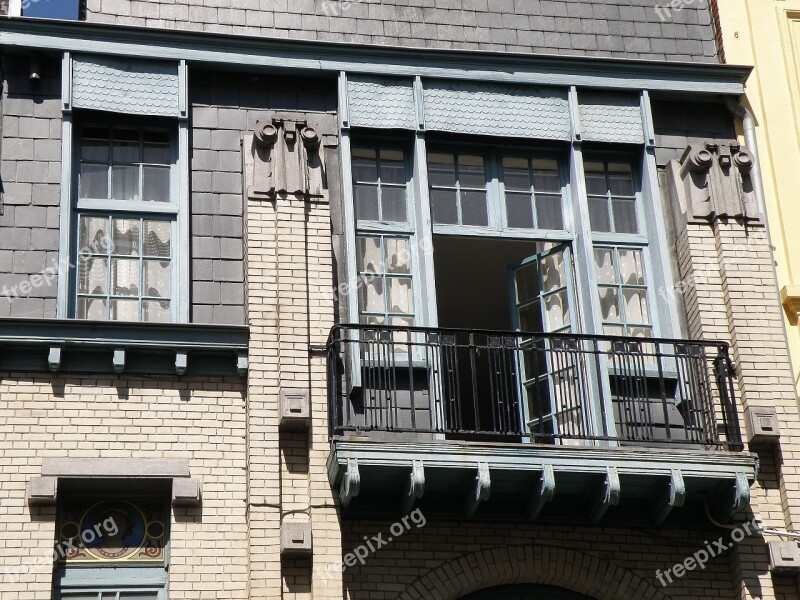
72;123;177;323
54;498;169;600
509;244;590;443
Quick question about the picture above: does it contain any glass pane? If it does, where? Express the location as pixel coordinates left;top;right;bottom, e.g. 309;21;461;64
384;238;410;274
80;163;108;199
79;216;111;254
623;288;650;324
78;256;108;295
460;190;488;226
380;149;405;185
143;259;171;298
598;286;620;322
357;236;382;273
612;197;638;234
111;164;139;201
387;277;413;314
458;155;485;188
119;594;160;600
143;221;171;258
502;157;530;191
536;194;563;230
360;314;385;326
143;130;171;164
544;289;570;331
603;324;624;336
81;127;109;162
506;192;534;229
110;298;139;321
540;252;566;294
359;275;384;313
352;148;378;182
588;196;611;232
112;219;141;256
60;594;101;600
628;326;652;339
430;189;458;224
380;186;407;222
111;258;140;296
515;263;539;303
518;301;543;333
77;297;106;320
532;159;561;192
618;249;645;285
113;129;140;163
584;162;608;195
143;299;170;323
593;248;616;285
142;166;171;202
354;184;379;221
427;153;456;187
608;163;635;196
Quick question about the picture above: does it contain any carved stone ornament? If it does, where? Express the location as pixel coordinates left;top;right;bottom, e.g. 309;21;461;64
245;113;327;201
666;142;761;226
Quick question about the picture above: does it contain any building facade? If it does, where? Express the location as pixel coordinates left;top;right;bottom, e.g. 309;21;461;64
0;1;798;599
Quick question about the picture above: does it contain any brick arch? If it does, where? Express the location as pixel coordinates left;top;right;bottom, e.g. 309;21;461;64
395;544;672;600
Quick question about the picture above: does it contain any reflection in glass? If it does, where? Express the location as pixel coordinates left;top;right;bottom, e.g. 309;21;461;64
384;238;410;274
80;164;108;199
460;190;488;226
357;236;382;273
380;186;407;222
430;189;458;224
388;277;413;314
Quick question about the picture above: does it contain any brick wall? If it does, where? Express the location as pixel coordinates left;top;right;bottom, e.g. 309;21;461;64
0;56;62;319
84;0;720;63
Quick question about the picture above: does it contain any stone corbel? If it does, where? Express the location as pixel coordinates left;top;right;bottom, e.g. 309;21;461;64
245;112;328;202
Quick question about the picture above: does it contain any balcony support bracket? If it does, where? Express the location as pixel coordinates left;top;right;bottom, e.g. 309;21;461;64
653;468;686;526
525;464;555;521
709;471;750;523
402;460;425;514
339;458;360;510
590;466;620;525
463;462;491;520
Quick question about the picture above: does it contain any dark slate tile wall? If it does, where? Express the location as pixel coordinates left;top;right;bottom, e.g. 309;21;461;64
189;71;337;325
86;0;720;63
0;56;62;318
652;99;736;167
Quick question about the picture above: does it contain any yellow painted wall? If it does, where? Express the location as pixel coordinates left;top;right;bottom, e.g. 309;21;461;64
716;0;800;388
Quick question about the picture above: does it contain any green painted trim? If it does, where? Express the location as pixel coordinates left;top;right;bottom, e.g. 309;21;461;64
0;19;751;94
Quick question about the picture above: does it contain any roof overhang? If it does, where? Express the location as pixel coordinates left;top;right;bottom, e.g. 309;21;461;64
0;17;752;95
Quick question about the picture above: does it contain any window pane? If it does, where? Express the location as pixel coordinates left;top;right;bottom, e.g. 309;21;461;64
143;221;171;258
430;189;458;224
532;159;561;192
81;127;109;162
77;297;106;320
379;150;406;185
427;153;456;187
506;193;534;229
110;298;139;321
515;263;539;303
143;300;171;323
593;248;616;285
603;324;624;336
142;166;171;203
80;164;108;200
144;260;171;298
612;198;638;234
540;252;566;294
536;194;563;230
623;288;650;324
544;290;570;331
79;216;111;254
111;258;140;296
357;236;382;273
60;594;100;600
598;287;620;322
78;256;108;295
354;184;379;221
588;196;611;232
502;157;530;191
111;164;139;201
143;130;171;164
380;186;407;222
584;162;607;195
359;275;385;313
628;326;652;339
384;238;410;274
352;148;378;182
119;594;160;600
608;163;635;196
387;277;413;314
360;314;385;326
112;219;141;256
113;129;140;163
460;190;488;226
518;301;543;333
618;249;645;285
458;155;485;188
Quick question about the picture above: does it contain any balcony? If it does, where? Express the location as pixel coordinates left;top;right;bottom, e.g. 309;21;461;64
326;324;758;525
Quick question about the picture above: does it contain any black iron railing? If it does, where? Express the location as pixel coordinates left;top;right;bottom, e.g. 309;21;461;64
327;324;744;451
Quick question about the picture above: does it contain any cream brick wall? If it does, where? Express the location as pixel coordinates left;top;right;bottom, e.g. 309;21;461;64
0;375;248;600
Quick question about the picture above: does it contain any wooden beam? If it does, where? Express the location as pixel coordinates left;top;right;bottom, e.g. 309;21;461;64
339;458;360;510
590;466;620;525
653;468;686;526
525;464;555;521
402;460;425;514
463;462;491;520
